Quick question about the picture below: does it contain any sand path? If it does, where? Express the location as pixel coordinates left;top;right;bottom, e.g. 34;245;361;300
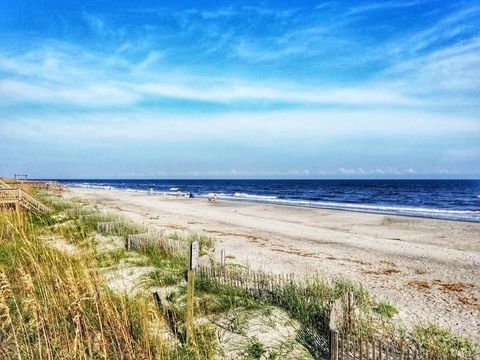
67;188;480;342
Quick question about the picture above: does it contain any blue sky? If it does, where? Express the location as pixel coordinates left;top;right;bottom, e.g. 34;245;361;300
0;0;479;179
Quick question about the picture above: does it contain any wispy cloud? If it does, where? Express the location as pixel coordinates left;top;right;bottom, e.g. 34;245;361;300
339;167;417;175
0;44;419;108
1;1;479;177
0;80;139;107
348;1;426;15
2;109;477;144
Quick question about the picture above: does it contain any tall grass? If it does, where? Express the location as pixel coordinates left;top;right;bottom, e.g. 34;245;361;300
0;210;170;359
195;271;368;357
196;267;479;359
9;193;477;359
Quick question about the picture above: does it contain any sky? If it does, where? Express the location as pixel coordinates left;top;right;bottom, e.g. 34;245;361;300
0;0;479;179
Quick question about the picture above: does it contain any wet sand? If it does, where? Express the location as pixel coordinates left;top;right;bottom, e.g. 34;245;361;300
67;187;480;342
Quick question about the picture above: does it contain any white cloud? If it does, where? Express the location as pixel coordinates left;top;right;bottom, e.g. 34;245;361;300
1;3;479;111
1;109;478;145
0;80;139;107
339;167;418;175
137;81;415;106
0;46;419;107
348;1;425;15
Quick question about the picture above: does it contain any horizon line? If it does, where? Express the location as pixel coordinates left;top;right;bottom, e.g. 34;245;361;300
30;178;480;181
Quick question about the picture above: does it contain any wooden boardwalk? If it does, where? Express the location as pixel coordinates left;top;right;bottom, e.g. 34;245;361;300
0;179;51;213
1;179;65;193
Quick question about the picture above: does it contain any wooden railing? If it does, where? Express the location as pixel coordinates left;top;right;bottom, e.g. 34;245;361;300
19;190;51;213
1;179;67;193
0;188;51;213
0;179;12;189
0;189;19;202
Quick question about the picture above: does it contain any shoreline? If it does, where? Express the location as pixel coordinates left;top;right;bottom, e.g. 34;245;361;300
65;184;480;223
65;187;480;342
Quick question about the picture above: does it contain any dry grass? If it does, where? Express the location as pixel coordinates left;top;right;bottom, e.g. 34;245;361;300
414;268;428;275
457;296;480;310
408;280;431;289
436;282;473;293
326;256;370;265
380;260;397;267
0;209;216;359
0;211;168;359
8;193;477;359
364;268;401;276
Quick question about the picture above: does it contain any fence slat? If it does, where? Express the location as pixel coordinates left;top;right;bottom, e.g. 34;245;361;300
330;330;339;360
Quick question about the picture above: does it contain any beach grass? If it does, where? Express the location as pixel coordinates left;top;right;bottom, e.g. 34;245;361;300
0;211;165;358
1;193;478;359
0;207;218;359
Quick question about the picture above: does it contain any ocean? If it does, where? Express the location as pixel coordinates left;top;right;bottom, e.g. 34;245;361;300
58;179;480;222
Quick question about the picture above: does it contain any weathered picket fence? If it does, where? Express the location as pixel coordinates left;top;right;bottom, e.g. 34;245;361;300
196;264;472;360
79;213;114;222
127;231;189;255
328;293;411;360
46;198;74;208
329;334;421;360
327;292;474;360
65;207;96;217
197;264;296;293
196;264;329;357
97;222;116;233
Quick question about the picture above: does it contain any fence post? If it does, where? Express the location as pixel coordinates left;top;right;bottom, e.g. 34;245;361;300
347;292;354;332
127;235;131;250
221;249;225;267
152;290;162;308
329;329;339;360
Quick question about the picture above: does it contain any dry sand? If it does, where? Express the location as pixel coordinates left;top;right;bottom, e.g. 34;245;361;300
66;188;480;342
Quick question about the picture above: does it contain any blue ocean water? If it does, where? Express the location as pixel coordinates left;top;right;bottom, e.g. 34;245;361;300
59;179;480;222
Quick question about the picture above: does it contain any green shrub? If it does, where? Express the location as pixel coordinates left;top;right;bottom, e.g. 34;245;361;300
245;336;266;359
413;324;478;359
374;301;398;318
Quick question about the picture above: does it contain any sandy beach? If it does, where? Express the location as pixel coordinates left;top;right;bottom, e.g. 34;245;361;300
67;187;480;342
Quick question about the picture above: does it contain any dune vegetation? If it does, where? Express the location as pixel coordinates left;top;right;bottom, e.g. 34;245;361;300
0;192;477;359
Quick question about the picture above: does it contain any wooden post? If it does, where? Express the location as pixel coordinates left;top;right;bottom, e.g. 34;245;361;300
340;333;344;359
221;249;225;267
330;330;339;360
153;290;162;308
347;292;354;332
352;337;356;360
186;241;199;345
186;270;195;344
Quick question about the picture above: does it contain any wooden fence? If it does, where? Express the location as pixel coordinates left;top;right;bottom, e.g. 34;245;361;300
65;207;97;217
127;231;188;255
328;293;418;360
197;264;296;293
79;213;115;222
326;293;475;360
195;263;473;360
329;333;422;360
65;206;474;360
97;222;116;233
